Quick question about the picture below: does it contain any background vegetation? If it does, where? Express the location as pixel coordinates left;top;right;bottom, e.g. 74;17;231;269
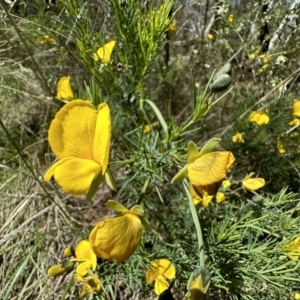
0;0;300;299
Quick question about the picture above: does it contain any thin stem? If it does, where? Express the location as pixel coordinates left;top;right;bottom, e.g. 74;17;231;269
183;179;205;267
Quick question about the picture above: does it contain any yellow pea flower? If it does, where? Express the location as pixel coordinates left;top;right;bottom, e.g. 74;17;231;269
249;53;256;60
242;177;265;191
143;125;151;134
56;76;75;101
232;132;244;143
283;237;300;260
63;247;74;257
47;261;75;276
207;34;213;40
249;111;269;125
189;184;213;208
172;139;235;194
44;100;111;195
277;140;286;154
289;118;300;126
146;259;176;295
294;291;300;299
89;200;149;262
168;22;177;34
74;273;102;297
293;101;300;117
70;240;97;276
93;40;116;64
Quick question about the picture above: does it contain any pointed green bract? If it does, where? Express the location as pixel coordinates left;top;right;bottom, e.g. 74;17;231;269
86;172;103;201
105;200;128;213
171;164;188;184
198;138;220;157
130;205;144;216
104;168;117;191
187;141;200;163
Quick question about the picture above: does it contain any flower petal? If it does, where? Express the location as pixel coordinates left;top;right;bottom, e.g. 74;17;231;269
48;100;97;160
76;260;92;277
243;177;265;191
146;259;176;284
293;101;300;117
93;103;111;174
89;212;142;262
44;157;102;195
93;40;115;64
188;152;235;186
154;275;169;295
57;76;75;101
75;240;97;271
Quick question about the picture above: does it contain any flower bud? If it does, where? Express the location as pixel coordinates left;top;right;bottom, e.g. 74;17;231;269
210;74;232;93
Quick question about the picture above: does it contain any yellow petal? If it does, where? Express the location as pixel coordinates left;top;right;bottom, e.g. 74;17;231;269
75;240;97;270
289;118;300;126
216;192;225;204
243;177;265;191
89;212;142;262
277;140;286;154
249;111;269;125
93;40;115;64
86;275;102;294
79;283;94;298
57;76;75;101
76;260;92;277
93;103;111;175
44;157;102;195
146;259;176;284
188;152;235;186
294;292;300;300
293;101;300;117
189;276;205;300
154;275;169;295
64;247;74;257
221;180;231;189
232;132;244;143
48;100;97;159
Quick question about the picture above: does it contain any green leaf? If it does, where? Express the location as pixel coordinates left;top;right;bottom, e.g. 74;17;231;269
104;167;117;191
171;165;188;184
86;172;102;201
105;200;128;213
145;99;168;134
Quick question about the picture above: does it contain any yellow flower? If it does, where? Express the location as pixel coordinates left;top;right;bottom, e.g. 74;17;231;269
143;125;151;134
289;118;300;126
168;22;177;34
284;237;300;260
44;35;55;44
293;101;300;117
207;34;213;40
56;76;75;101
44;100;111;195
294;291;300;299
89;200;146;262
249;111;269;125
259;53;270;64
146;259;176;295
242;177;265;191
189;184;213;208
249;53;256;60
74;273;102;297
277;140;286;154
70;240;97;276
227;14;234;23
221;180;231;189
93;40;116;64
216;192;225;204
63;247;74;257
47;261;75;276
186;267;211;300
172;139;235;194
232;132;244;143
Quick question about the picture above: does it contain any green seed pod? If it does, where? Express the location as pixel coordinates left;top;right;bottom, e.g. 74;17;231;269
210;74;232;93
214;63;232;80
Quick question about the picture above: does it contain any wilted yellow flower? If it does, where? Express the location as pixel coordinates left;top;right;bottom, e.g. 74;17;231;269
249;111;269;125
293;101;300;117
47;261;75;276
277;140;286;154
243;177;265;191
216;192;225;204
44;100;111;195
289;118;300;126
74;273;102;297
207;34;213;40
64;247;74;257
70;240;97;276
232;132;244;143
227;14;234;23
56;76;75;101
93;40;116;64
221;180;231;189
168;22;177;34
172;139;235;195
89;200;146;262
146;259;176;295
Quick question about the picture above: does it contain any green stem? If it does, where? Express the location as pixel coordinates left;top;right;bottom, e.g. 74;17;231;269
183;179;205;267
